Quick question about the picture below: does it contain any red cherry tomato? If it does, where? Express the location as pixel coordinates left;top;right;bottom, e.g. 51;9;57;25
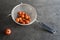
18;11;23;15
21;14;25;18
25;15;29;19
22;12;25;15
18;11;23;17
5;28;11;35
19;17;23;23
15;18;20;23
21;21;25;24
28;18;31;21
25;20;30;24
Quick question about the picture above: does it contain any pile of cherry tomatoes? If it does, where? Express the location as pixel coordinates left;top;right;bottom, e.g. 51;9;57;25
15;11;31;24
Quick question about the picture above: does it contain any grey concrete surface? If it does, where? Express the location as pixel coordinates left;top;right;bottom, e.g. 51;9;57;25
0;0;60;40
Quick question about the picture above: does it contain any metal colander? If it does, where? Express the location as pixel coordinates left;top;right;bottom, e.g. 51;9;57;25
11;3;37;25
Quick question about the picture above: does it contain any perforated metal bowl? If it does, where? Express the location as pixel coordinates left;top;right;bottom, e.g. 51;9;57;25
11;3;37;25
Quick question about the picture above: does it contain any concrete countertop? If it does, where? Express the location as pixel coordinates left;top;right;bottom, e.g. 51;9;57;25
0;0;60;40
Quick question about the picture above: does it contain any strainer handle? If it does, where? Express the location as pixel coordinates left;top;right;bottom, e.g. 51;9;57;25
36;20;56;34
40;22;56;34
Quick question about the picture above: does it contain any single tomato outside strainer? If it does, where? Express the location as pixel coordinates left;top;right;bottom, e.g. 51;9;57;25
10;2;56;34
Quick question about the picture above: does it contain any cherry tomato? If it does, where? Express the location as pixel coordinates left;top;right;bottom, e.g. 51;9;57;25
18;11;23;17
23;18;26;21
15;18;20;23
21;21;25;24
28;16;30;19
25;15;29;19
5;28;11;35
28;18;31;21
25;14;30;19
19;17;22;20
25;20;30;24
21;14;25;18
18;11;23;15
22;12;25;15
19;17;23;23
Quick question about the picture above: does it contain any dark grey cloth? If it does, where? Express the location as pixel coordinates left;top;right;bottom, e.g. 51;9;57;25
0;0;60;40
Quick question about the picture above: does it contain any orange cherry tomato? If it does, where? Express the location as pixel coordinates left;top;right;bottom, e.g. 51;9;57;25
28;18;31;21
23;18;26;21
25;20;30;24
24;13;30;19
15;18;20;23
21;14;25;18
18;11;23;17
19;17;22;20
21;21;25;24
5;28;11;35
18;14;21;17
22;12;25;15
24;13;27;16
18;11;23;15
19;17;23;23
28;16;30;19
25;15;29;19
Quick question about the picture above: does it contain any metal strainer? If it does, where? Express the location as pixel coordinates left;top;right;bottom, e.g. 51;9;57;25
11;3;37;25
11;3;56;34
